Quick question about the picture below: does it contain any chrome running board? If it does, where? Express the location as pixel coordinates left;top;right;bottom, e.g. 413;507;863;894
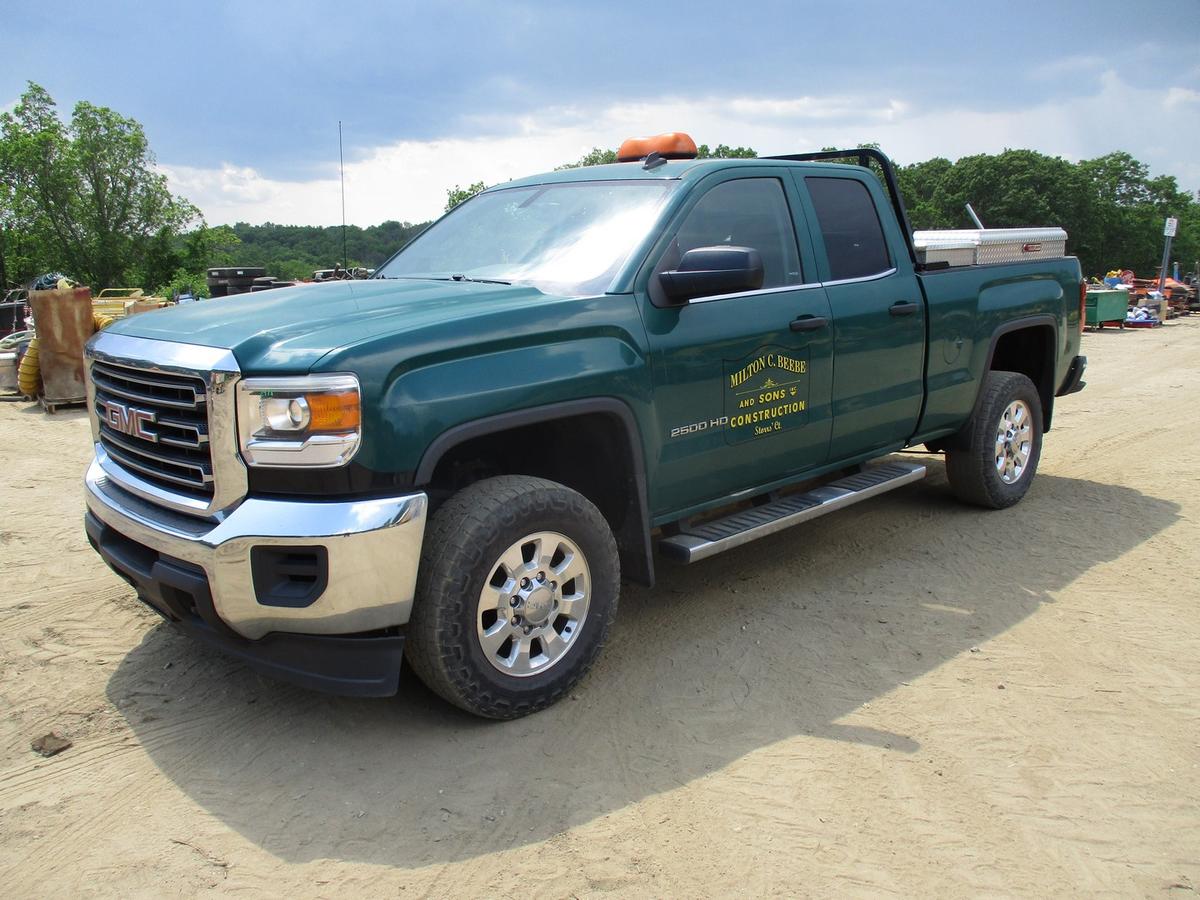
658;461;927;563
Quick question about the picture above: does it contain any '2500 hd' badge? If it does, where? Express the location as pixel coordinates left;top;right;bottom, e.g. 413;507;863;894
723;347;809;443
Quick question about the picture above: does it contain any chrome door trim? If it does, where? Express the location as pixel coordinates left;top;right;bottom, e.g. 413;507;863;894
820;267;898;288
686;281;824;304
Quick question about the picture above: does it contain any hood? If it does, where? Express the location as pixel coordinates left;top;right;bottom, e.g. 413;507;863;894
106;279;563;372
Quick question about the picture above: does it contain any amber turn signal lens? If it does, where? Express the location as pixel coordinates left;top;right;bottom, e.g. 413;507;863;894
306;391;361;431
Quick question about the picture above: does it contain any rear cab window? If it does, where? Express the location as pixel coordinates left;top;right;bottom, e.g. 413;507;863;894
804;176;892;281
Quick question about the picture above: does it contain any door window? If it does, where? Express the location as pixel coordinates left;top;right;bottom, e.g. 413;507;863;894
805;177;891;281
659;178;804;293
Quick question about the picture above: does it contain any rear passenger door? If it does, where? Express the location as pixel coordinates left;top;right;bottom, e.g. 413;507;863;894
796;173;925;460
639;171;834;517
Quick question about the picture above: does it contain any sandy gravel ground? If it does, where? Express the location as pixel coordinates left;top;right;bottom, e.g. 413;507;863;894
1;319;1197;898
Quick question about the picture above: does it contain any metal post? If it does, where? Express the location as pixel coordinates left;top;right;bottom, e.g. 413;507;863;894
339;121;348;271
1158;217;1178;293
1157;237;1173;293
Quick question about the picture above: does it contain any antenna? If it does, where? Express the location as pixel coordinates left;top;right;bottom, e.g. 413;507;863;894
339;120;348;270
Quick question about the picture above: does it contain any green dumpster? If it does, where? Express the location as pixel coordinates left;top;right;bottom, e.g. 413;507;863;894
1085;289;1129;330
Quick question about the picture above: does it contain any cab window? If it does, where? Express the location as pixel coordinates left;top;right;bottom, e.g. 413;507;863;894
805;176;892;281
657;178;804;295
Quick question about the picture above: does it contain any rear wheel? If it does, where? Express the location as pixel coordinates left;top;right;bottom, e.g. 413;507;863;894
946;371;1043;509
406;475;620;719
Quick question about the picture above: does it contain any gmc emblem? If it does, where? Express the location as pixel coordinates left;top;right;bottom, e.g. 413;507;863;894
103;401;158;442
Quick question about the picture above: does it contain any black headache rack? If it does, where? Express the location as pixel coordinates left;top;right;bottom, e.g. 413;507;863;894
765;148;922;271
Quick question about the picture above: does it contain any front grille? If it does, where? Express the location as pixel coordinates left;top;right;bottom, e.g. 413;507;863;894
91;359;214;500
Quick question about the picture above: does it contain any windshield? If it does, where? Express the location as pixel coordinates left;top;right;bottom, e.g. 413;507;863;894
375;181;676;296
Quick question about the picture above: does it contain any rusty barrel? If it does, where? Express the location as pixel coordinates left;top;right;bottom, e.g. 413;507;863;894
29;286;93;406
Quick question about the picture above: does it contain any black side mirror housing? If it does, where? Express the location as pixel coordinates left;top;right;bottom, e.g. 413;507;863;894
658;246;765;304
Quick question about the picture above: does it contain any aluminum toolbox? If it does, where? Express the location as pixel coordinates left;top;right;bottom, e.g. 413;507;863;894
913;239;976;267
913;227;1068;266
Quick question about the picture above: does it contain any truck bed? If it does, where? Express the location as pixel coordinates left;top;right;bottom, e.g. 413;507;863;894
917;256;1084;438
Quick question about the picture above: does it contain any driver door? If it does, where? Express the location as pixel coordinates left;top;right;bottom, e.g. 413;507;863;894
639;172;835;518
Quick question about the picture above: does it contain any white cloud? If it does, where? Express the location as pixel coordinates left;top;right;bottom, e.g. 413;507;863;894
1029;54;1107;79
161;69;1200;227
726;96;907;122
1164;86;1200;109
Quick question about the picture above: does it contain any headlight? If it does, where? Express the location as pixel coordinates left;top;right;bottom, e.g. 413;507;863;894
236;374;361;467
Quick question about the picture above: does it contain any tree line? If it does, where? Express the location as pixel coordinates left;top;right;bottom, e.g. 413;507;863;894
2;81;1196;298
896;149;1198;280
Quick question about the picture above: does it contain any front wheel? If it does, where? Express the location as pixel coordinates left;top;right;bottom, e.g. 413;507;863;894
405;475;620;719
946;371;1043;509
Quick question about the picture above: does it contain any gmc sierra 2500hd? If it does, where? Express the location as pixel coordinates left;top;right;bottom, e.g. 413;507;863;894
83;136;1087;718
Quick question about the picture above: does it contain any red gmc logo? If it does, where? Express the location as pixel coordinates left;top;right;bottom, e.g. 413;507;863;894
103;401;158;442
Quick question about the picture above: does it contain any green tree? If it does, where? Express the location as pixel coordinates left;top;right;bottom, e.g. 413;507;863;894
222;220;427;278
556;147;618;169
696;143;756;159
150;224;243;298
445;181;486;211
893;148;1198;277
0;81;199;289
558;143;757;170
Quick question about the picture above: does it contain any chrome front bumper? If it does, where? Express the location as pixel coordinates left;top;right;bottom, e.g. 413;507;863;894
85;456;427;640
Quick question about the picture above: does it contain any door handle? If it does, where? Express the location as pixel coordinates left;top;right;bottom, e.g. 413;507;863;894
890;301;920;316
790;315;828;332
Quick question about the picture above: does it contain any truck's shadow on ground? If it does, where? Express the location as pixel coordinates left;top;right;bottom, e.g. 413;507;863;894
106;459;1179;867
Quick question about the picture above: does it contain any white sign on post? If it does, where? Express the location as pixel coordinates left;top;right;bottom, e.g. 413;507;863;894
1164;217;1178;237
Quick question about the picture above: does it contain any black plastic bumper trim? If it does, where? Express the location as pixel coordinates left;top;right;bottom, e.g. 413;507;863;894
1057;354;1087;396
85;512;404;697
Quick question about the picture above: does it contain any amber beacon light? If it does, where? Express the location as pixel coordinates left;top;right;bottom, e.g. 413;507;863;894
616;132;699;162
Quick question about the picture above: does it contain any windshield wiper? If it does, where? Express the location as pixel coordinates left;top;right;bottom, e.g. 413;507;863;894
375;274;512;285
448;274;511;285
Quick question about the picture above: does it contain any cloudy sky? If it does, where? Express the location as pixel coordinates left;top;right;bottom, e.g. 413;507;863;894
4;0;1198;226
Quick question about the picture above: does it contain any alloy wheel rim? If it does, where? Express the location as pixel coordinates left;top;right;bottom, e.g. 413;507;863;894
994;399;1033;484
475;531;590;677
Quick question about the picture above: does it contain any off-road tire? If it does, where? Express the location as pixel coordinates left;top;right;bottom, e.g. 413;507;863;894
405;475;620;719
946;370;1043;509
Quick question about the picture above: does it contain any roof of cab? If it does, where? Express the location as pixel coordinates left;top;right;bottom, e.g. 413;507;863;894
487;157;861;192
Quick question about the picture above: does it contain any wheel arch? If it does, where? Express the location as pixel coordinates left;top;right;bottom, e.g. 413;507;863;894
414;398;655;588
979;315;1057;432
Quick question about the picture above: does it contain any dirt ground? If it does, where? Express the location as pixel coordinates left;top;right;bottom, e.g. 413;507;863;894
1;318;1197;898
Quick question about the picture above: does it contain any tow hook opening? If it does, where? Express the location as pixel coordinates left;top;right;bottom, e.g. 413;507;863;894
250;546;329;608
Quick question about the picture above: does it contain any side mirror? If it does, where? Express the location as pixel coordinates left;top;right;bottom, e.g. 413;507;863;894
658;246;764;304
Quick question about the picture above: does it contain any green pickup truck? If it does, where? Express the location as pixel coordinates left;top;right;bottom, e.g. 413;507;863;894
82;141;1087;718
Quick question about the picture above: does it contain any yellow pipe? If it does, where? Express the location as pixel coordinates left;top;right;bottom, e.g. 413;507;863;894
17;339;40;397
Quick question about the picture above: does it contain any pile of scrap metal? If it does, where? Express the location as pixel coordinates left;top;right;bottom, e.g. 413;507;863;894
1106;269;1196;317
92;287;168;319
0;330;32;396
2;276;173;399
4;285;115;407
206;266;298;297
1;286;37;396
1;288;30;339
313;265;373;281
